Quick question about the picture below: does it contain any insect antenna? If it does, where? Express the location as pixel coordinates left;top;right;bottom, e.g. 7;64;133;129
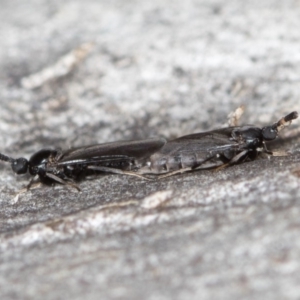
274;111;298;132
0;153;15;163
262;111;298;140
0;152;29;174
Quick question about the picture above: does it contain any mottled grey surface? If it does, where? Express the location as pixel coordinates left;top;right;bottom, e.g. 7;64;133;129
0;0;300;299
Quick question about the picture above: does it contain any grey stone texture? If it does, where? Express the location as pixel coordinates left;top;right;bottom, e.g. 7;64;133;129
0;0;300;299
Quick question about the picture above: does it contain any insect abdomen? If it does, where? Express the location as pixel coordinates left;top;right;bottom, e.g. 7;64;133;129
148;152;208;173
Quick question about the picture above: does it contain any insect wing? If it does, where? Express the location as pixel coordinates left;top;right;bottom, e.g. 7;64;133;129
139;127;244;174
57;138;166;165
158;127;239;156
173;127;234;141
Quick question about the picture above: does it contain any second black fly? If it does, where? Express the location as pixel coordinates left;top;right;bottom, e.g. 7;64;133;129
0;110;298;190
0;138;166;190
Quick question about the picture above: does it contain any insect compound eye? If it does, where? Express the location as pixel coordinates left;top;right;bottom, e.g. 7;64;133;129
11;158;28;174
261;126;278;141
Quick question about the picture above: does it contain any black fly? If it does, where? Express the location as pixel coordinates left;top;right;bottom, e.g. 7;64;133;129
0;138;166;190
0;111;298;190
138;111;298;177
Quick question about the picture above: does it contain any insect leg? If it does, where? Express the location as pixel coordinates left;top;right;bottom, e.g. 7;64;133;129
16;177;41;197
261;141;273;155
23;176;35;190
157;167;194;179
214;149;249;171
269;151;290;157
261;141;290;157
12;177;42;198
45;172;81;191
87;165;150;180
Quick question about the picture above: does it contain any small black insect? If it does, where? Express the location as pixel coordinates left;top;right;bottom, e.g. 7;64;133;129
0;138;166;190
138;111;298;177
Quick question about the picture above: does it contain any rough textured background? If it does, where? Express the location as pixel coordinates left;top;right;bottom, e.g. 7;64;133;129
0;0;300;299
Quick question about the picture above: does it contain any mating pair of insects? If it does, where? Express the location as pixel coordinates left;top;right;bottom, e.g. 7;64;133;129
0;110;298;190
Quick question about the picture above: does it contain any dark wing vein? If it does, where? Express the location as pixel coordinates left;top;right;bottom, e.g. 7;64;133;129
57;155;134;166
158;128;240;155
59;138;166;162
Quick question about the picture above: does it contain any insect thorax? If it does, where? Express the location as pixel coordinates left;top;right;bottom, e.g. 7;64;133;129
28;149;58;176
231;126;263;149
